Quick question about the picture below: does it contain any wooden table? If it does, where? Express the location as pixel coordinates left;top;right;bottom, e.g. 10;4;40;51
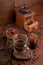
0;17;43;65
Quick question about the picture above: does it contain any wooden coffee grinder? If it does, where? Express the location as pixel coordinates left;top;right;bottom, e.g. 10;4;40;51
16;4;38;32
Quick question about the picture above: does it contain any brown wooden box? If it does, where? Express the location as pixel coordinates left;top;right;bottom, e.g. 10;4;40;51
16;11;35;27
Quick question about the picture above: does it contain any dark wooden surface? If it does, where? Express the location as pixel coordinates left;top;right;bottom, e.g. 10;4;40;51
0;1;43;64
0;6;43;65
0;18;43;65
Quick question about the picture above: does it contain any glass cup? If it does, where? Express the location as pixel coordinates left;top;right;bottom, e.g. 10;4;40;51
13;33;28;52
13;33;32;59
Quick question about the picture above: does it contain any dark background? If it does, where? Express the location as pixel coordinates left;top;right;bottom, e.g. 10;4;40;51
0;0;43;25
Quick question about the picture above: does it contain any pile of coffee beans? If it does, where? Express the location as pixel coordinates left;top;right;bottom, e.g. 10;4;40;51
11;48;40;65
